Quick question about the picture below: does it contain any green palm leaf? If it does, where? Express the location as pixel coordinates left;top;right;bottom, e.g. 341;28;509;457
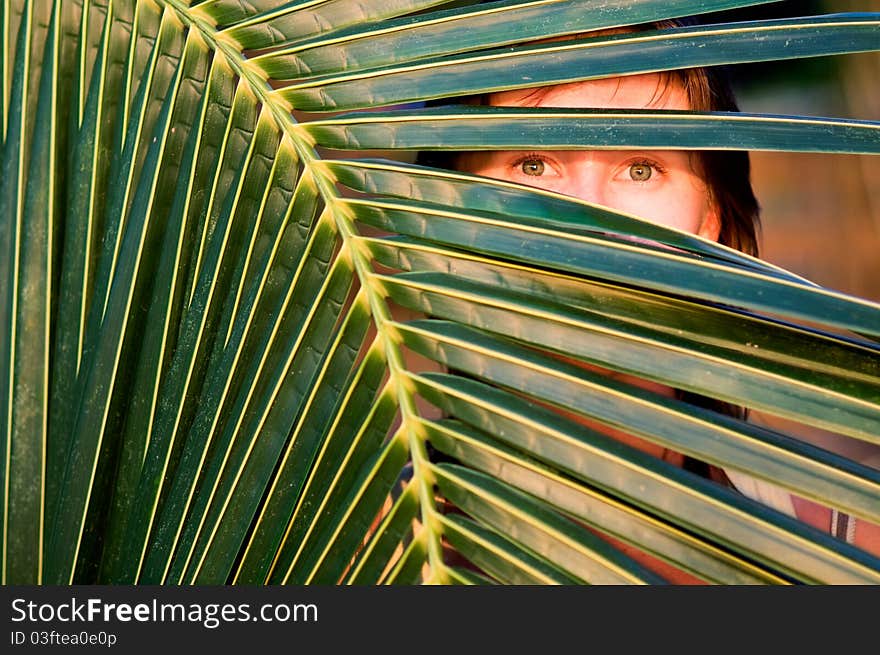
273;14;880;109
2;0;879;585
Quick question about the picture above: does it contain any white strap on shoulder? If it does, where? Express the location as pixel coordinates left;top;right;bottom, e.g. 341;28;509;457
723;469;797;518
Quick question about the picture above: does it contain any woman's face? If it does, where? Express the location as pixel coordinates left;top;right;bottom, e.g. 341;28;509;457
458;74;722;464
457;74;721;240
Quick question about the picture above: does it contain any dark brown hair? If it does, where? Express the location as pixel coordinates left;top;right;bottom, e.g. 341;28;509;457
671;63;761;256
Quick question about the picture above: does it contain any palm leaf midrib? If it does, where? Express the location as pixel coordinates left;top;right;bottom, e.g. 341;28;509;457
161;0;454;580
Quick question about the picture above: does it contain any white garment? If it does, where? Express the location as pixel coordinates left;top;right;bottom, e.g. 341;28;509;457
724;469;797;517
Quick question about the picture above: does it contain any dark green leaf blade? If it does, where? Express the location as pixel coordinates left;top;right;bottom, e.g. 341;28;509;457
305;108;880;155
412;372;880;584
425;417;785;584
247;0;782;76
277;14;880;111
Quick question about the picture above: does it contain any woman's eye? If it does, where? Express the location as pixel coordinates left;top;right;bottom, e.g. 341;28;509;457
628;162;653;182
520;158;545;176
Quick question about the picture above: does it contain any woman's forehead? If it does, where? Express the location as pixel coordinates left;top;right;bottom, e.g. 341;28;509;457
487;75;692;111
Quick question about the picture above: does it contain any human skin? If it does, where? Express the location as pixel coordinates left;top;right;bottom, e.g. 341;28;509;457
455;73;880;572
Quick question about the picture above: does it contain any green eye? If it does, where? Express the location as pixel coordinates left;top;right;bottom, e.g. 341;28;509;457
629;163;652;181
521;159;545;176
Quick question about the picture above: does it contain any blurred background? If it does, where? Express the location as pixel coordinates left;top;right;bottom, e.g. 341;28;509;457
698;0;880;301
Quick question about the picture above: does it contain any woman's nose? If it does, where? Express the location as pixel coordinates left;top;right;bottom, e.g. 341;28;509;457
562;159;607;206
